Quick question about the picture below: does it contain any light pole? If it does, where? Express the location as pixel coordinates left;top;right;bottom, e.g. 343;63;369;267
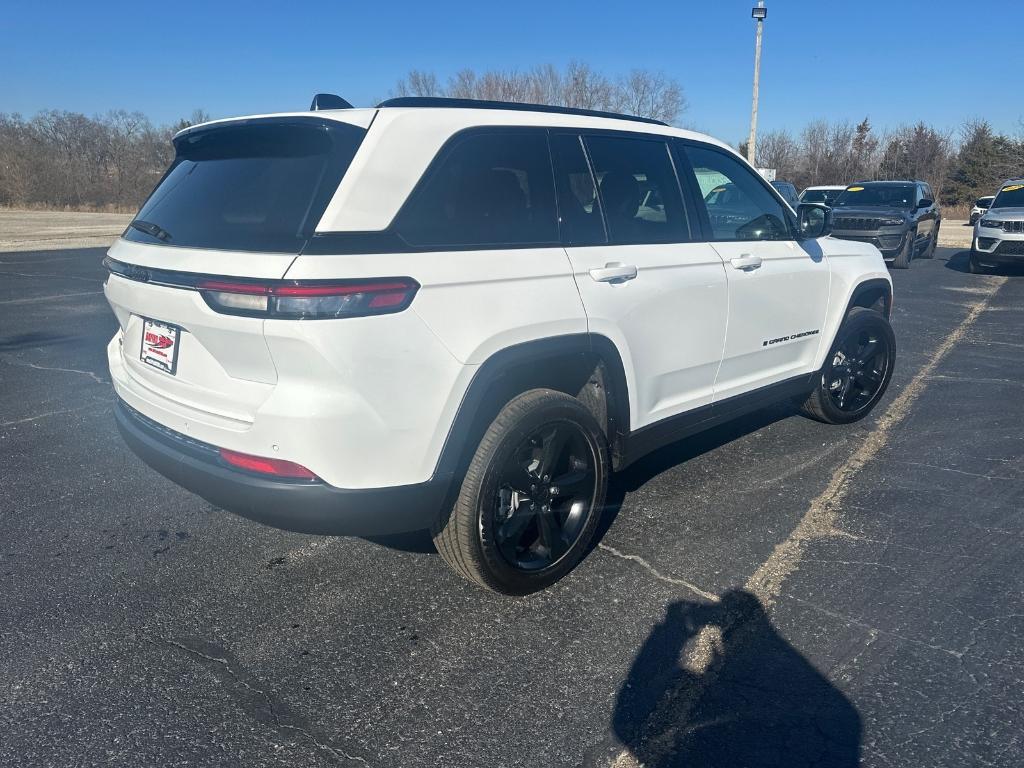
747;2;767;165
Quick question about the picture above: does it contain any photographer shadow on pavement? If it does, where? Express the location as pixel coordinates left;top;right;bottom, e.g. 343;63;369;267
611;590;861;767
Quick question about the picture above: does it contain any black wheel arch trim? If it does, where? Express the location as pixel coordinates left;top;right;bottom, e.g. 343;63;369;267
845;278;893;319
430;334;632;479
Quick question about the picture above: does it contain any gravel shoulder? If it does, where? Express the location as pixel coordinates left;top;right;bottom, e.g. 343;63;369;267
0;209;131;253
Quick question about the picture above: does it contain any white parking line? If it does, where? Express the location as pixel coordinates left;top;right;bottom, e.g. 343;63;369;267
610;274;1008;768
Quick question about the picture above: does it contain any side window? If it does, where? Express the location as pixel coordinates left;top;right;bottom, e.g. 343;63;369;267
583;135;690;245
550;133;607;246
396;131;557;248
682;144;792;242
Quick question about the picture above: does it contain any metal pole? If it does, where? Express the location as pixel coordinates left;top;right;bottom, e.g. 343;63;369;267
747;2;765;164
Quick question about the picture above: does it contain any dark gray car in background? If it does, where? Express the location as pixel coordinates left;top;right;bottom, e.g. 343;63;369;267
829;180;941;269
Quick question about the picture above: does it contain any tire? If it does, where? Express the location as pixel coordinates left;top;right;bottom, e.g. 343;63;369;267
800;307;896;425
432;388;610;595
891;229;915;269
968;250;988;274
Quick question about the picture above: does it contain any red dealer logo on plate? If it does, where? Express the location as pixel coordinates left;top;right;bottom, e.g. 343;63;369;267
140;318;181;375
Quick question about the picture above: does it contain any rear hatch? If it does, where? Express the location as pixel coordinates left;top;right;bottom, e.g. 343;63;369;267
104;115;368;428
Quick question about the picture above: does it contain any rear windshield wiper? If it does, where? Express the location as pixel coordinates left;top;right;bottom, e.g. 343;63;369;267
129;220;172;242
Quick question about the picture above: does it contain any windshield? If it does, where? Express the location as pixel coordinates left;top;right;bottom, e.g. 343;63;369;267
991;184;1024;209
833;184;915;208
801;189;841;205
125;119;365;253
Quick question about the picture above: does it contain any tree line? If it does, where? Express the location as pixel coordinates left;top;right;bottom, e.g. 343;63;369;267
0;109;208;211
748;118;1023;208
393;62;687;126
1;61;1020;214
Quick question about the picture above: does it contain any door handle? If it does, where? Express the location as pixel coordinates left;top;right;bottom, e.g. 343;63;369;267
589;262;638;284
730;254;763;271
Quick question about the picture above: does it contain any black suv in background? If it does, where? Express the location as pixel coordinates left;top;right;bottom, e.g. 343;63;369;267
830;181;941;269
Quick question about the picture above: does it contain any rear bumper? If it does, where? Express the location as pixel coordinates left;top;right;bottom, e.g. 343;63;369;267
114;399;451;536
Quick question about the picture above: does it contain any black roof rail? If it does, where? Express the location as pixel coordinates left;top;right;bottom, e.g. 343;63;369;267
310;93;354;111
375;96;669;127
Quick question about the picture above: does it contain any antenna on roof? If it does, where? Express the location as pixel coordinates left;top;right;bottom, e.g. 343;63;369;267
310;93;354;111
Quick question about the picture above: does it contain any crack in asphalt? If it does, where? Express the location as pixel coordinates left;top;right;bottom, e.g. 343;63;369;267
598;544;717;601
0;356;106;384
0;402;106;428
155;639;368;766
898;460;1018;481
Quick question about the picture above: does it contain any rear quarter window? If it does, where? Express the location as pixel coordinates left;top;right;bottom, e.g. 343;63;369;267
124;119;365;253
395;130;558;248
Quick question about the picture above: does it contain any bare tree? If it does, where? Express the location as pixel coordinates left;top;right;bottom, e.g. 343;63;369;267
394;70;442;98
0;108;208;211
610;70;686;125
877;122;952;197
391;62;687;124
754;129;799;179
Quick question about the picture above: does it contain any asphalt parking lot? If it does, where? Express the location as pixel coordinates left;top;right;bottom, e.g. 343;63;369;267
1;246;1021;767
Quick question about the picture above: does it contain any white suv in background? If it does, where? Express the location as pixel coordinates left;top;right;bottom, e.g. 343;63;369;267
971;180;1024;273
799;185;846;207
105;96;896;594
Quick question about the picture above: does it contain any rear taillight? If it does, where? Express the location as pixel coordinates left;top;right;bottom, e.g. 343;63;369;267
219;448;319;480
103;257;419;320
197;279;419;319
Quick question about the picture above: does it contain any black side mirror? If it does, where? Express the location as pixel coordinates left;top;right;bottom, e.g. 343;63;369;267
917;198;933;209
797;203;832;239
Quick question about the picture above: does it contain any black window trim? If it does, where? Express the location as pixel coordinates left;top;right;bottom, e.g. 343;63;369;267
548;131;609;246
306;125;706;256
552;127;701;247
673;138;799;244
308;125;565;255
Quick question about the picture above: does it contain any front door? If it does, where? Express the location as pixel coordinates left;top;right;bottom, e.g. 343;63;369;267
678;142;830;402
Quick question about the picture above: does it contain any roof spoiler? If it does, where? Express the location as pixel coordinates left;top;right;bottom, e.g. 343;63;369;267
310;93;354;111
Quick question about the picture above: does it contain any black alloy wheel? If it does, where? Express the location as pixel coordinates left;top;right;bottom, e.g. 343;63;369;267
800;307;896;425
432;388;610;594
491;421;597;571
826;327;890;414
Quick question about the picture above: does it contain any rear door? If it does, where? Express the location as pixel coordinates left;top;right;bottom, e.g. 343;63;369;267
554;131;728;430
677;141;830;401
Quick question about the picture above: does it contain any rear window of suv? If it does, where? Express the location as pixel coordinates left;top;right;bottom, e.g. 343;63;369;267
124;119;365;253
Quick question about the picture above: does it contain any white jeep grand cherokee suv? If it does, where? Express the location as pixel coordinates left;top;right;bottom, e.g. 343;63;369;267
105;96;895;594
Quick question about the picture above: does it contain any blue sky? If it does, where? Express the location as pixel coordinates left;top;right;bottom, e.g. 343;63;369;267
2;0;1020;145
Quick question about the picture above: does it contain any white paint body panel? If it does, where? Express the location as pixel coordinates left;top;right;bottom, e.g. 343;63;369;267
106;106;892;499
564;243;728;429
709;239;831;401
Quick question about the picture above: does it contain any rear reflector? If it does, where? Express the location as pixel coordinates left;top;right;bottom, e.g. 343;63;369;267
219;448;319;480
